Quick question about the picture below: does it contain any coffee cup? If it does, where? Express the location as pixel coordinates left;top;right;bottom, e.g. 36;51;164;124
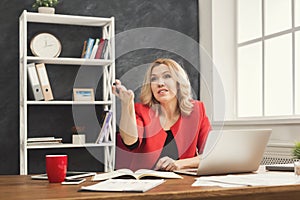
46;155;68;183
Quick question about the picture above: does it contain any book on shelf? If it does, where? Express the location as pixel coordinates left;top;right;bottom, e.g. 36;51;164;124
94;38;108;59
27;137;59;142
27;141;62;146
100;39;108;59
100;38;108;59
27;137;62;145
80;40;87;58
84;38;95;59
27;63;44;101
80;179;165;193
89;38;100;59
95;110;112;144
91;168;183;181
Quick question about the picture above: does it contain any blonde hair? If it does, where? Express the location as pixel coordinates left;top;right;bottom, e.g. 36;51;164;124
140;58;194;116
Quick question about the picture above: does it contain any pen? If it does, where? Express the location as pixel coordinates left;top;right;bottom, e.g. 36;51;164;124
113;82;119;94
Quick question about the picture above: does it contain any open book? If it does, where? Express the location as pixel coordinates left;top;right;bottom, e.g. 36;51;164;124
92;168;183;181
80;179;165;193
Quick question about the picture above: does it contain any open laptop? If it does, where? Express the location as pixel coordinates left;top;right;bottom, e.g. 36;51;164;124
175;129;271;176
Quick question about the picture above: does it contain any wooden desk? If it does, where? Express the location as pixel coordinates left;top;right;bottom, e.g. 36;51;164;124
1;174;300;200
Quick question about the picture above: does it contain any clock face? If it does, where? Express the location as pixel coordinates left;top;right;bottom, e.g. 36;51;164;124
30;33;61;57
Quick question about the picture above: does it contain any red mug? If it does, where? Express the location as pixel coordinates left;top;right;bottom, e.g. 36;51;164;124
46;155;68;183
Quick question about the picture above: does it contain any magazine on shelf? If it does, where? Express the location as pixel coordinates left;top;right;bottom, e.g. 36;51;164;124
91;168;183;181
95;110;112;144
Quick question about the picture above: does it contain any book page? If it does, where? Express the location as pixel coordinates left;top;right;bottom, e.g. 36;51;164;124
92;168;135;181
92;169;183;181
117;168;134;173
134;169;183;179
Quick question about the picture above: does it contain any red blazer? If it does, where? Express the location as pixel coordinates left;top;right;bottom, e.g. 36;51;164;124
116;100;211;170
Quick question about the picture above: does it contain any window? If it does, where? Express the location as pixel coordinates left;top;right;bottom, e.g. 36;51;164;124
237;0;300;118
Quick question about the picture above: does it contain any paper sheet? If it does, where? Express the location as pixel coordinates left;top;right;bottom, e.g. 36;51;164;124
81;179;165;192
193;172;300;187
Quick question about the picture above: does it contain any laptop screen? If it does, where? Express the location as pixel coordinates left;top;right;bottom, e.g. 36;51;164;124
197;129;271;176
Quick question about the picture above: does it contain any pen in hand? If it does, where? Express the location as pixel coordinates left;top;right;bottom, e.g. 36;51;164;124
113;82;119;94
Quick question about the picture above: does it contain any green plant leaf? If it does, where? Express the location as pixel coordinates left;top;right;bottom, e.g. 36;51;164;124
32;0;59;10
292;142;300;159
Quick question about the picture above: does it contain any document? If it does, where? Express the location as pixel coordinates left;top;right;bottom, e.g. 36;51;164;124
80;179;165;192
92;168;183;181
193;172;298;187
35;63;54;101
27;63;44;101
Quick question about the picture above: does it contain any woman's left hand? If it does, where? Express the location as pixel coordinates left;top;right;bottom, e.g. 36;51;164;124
154;156;179;171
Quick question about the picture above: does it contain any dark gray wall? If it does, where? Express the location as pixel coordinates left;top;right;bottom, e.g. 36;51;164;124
0;0;199;174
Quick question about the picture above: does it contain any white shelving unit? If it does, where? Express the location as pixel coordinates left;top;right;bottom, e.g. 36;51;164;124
19;10;116;175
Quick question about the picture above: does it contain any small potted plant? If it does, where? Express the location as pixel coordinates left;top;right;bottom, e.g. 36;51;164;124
292;141;300;160
293;142;300;176
32;0;59;14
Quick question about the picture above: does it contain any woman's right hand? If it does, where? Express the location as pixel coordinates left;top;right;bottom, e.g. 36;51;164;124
112;79;138;145
112;79;135;104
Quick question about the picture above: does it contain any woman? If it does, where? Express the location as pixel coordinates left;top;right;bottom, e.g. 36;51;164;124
112;58;211;171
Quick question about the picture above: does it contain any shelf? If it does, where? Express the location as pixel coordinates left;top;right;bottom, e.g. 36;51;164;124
27;142;114;149
20;10;116;175
24;11;112;27
26;100;113;105
26;56;113;66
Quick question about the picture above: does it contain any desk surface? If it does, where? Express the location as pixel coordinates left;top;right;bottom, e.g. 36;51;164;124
1;173;300;200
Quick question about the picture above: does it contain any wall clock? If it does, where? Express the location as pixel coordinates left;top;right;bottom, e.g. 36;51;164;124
30;33;62;58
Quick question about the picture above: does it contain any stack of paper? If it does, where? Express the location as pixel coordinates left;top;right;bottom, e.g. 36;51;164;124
27;137;62;145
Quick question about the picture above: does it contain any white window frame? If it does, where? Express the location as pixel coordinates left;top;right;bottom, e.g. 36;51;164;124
207;0;300;125
237;0;300;119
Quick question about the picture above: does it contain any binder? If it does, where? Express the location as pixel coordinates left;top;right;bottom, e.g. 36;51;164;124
95;110;113;143
35;63;54;101
27;63;44;101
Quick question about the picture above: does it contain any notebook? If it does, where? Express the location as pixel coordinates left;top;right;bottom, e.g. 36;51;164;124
175;129;271;176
